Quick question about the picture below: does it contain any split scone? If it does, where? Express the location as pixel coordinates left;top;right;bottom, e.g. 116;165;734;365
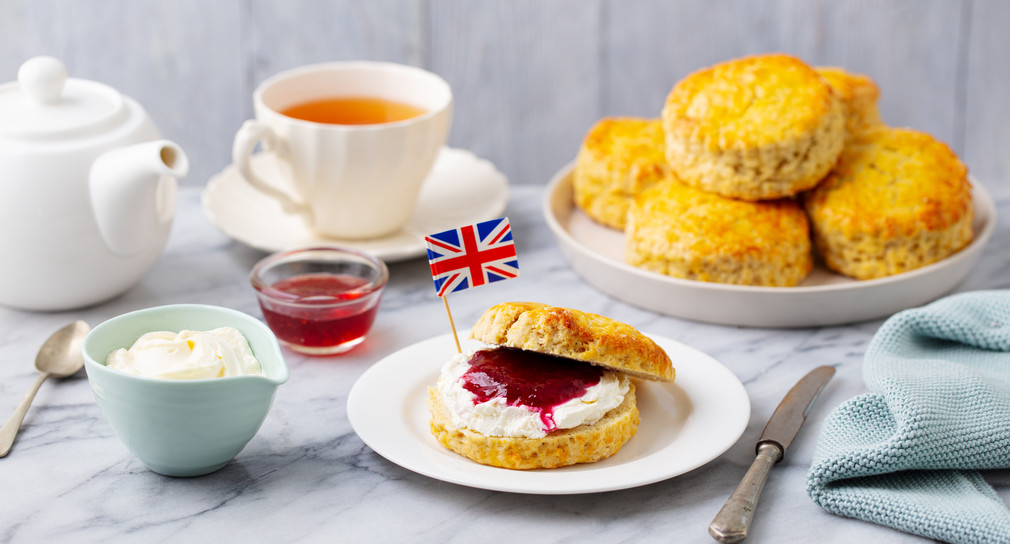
661;53;845;200
804;127;974;280
816;66;883;142
573;117;670;229
626;179;813;286
428;302;674;469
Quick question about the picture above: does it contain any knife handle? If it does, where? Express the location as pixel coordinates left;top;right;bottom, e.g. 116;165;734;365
708;442;783;543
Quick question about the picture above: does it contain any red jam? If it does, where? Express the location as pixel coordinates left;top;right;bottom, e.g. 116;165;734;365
461;348;603;431
258;273;380;351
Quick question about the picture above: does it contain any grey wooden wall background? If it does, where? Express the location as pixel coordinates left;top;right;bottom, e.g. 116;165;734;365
2;0;1007;201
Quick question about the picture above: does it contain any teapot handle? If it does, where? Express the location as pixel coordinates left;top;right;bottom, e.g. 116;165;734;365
232;120;305;213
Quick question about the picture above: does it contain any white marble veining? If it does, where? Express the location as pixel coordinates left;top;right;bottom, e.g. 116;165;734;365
0;186;1007;543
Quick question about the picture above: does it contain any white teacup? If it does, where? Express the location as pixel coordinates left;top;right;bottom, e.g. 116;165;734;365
232;62;452;240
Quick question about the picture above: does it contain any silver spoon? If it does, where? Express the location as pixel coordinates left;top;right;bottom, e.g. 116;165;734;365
0;320;90;457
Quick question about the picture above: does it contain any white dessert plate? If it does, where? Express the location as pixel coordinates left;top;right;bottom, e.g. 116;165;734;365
202;147;509;262
347;332;750;495
543;163;998;327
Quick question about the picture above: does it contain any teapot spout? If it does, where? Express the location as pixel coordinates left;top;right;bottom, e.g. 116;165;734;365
90;140;189;256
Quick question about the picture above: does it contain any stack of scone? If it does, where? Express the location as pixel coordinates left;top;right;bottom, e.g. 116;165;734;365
428;302;674;469
573;53;974;285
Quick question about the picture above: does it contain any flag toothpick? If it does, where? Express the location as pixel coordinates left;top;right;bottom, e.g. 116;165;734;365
425;217;520;352
442;295;461;354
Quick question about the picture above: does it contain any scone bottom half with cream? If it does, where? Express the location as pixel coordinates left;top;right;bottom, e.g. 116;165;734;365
428;302;674;470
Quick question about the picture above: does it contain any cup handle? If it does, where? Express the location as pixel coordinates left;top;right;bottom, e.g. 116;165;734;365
232;120;305;212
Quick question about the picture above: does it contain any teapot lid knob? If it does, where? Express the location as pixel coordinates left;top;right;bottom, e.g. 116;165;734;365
18;56;68;105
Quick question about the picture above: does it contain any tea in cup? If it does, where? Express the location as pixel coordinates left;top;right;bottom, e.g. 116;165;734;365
232;62;452;240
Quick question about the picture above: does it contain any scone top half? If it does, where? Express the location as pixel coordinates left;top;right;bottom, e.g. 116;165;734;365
470;302;675;383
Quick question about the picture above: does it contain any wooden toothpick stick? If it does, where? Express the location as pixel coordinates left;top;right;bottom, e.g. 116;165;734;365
442;295;461;353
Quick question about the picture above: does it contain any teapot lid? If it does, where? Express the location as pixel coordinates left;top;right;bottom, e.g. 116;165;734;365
0;56;128;140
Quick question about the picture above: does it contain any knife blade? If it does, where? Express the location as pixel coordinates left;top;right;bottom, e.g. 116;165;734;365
708;365;835;543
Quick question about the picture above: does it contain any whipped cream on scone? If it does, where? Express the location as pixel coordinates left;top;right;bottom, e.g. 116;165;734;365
436;349;630;439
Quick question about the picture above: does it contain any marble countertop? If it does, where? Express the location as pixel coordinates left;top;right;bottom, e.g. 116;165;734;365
1;185;1007;543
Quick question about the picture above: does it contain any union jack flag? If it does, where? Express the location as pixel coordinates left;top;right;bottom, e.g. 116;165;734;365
425;217;519;297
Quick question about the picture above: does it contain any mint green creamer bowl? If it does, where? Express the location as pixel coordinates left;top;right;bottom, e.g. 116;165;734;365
83;304;289;477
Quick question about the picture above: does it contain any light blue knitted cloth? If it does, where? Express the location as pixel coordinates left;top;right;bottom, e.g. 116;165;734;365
807;290;1010;544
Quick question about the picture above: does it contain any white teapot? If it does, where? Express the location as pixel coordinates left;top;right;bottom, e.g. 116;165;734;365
0;57;189;310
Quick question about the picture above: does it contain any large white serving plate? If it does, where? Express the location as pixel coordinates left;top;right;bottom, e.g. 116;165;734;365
347;332;749;495
543;163;997;328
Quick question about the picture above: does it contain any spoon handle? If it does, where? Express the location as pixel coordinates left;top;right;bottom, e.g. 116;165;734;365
0;372;50;457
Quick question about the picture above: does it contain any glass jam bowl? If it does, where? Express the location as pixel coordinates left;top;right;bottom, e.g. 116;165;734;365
250;247;388;355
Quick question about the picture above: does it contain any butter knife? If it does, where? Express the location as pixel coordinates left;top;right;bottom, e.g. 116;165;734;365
708;365;836;543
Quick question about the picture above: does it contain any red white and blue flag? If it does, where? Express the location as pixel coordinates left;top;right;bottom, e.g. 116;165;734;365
425;217;519;297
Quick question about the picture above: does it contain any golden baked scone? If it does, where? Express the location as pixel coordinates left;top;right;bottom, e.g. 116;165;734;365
662;53;845;200
427;382;639;470
626;179;813;286
816;66;883;142
470;302;675;382
572;117;669;229
804;127;974;280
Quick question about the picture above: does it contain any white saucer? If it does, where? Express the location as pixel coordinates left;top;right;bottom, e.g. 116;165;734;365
201;147;510;262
